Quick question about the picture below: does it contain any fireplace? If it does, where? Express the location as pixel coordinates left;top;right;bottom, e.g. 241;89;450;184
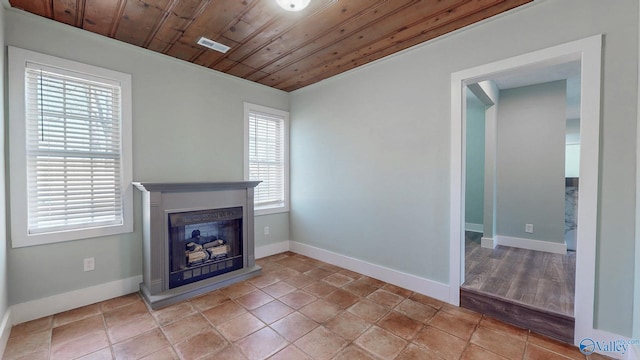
134;182;261;309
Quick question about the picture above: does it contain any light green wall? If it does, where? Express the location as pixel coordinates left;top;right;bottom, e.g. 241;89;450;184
4;9;289;305
0;3;9;324
465;89;486;228
290;0;637;335
496;81;566;243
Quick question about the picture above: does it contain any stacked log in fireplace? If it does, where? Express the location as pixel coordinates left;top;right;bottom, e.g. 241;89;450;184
185;230;229;266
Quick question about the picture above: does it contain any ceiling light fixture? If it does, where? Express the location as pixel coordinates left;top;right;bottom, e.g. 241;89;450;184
276;0;311;12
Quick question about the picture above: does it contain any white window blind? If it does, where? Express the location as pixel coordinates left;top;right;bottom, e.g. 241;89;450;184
248;109;287;209
25;64;124;234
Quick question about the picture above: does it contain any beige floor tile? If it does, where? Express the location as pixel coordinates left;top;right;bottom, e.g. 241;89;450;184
382;284;413;298
322;273;354;287
367;289;404;308
396;343;443;360
112;328;171;359
270;345;313;360
247;274;280;289
525;343;577;360
150;301;197;326
324;311;372;341
470;326;526;359
271;312;318;342
527;332;587;360
279;290;317;309
161;313;212;344
189;290;230;311
333;344;377;360
395;298;438;324
51;314;105;347
201;300;247;326
413;326;468;360
262;281;296;298
323;288;360;309
343;280;378;297
354;325;407;360
461;343;510;360
107;312;158;344
409;292;446;309
76;347;115;360
236;290;274;310
9;316;53;339
205;345;248;360
139;346;180;360
173;329;228;359
103;300;149;328
348;298;389;323
220;281;258;299
284;274;316;288
236;327;288;360
50;330;109;360
100;293;141;313
3;329;51;359
378;311;423;340
299;299;341;323
479;315;529;342
251;300;294;324
304;267;334;280
429;310;478;340
303;281;339;297
295;326;349;360
216;312;265;341
53;303;102;328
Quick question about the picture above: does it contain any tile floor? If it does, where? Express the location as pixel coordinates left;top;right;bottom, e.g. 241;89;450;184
3;252;612;360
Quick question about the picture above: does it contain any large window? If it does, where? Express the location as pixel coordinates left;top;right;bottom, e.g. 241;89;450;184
244;103;289;215
9;47;133;247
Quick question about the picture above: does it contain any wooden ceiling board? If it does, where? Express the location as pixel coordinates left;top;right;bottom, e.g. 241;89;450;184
52;0;79;26
8;0;534;92
235;0;395;71
115;0;172;47
259;0;468;89
146;0;210;53
218;0;337;69
10;0;52;17
81;0;122;36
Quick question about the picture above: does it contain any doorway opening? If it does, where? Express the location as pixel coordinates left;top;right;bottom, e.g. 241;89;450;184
449;35;602;346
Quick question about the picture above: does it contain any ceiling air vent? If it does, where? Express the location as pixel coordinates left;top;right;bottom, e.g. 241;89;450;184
197;37;231;54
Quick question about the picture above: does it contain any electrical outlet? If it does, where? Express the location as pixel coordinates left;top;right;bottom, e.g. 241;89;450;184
525;224;534;233
83;257;95;272
264;226;270;236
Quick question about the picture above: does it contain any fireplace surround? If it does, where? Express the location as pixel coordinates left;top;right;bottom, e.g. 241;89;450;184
133;182;261;309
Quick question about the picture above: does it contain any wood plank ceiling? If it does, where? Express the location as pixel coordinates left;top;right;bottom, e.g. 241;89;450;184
8;0;532;92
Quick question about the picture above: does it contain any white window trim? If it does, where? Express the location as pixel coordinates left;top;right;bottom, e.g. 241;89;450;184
8;46;133;248
244;102;290;216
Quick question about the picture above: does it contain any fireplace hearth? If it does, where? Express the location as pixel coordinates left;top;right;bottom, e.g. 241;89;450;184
134;182;261;309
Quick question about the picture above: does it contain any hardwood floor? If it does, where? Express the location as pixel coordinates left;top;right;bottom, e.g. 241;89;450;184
461;231;577;343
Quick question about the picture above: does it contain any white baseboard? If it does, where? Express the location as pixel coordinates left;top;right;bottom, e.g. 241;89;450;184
465;223;484;233
11;275;142;325
255;241;291;259
0;308;12;358
289;241;450;303
495;235;567;255
481;237;496;249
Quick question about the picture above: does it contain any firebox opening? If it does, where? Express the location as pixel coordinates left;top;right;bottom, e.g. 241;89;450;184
168;207;243;289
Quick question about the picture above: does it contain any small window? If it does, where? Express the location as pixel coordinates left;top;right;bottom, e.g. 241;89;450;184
9;47;133;247
244;103;290;215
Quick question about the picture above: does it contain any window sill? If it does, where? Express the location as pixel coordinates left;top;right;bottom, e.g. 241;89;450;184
255;205;289;217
